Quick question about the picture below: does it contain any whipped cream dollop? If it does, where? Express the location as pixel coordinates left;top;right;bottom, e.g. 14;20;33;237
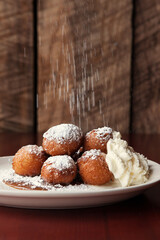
106;131;149;187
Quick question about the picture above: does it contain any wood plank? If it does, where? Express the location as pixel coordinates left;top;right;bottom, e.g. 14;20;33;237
0;0;34;132
132;0;160;133
38;0;132;133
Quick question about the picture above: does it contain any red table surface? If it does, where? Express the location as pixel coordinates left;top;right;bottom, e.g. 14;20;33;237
0;133;159;240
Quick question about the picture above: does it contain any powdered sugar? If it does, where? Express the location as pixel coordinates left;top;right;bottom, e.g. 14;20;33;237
95;127;112;137
1;169;88;191
43;124;83;143
21;145;45;156
43;155;75;172
86;127;112;143
2;169;46;189
82;149;103;160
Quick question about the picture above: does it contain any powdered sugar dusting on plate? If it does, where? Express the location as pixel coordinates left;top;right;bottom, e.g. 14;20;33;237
1;169;88;191
43;124;83;143
43;155;75;172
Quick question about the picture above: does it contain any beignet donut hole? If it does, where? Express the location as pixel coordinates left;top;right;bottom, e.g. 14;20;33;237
42;124;83;156
12;145;48;177
84;127;112;153
41;155;77;185
77;149;112;185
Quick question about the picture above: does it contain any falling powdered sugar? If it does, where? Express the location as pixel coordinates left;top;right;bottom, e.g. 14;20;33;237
43;124;83;143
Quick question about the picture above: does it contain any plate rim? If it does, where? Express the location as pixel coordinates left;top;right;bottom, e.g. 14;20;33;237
0;156;159;198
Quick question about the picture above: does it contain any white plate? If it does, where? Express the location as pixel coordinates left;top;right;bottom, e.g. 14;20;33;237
0;156;159;209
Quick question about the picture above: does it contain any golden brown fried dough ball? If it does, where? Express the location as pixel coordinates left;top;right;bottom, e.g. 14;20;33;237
77;149;112;185
12;145;48;176
84;127;112;153
42;124;83;156
41;155;77;184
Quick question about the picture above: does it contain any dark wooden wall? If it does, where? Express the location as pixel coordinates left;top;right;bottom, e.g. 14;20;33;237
132;0;160;133
0;0;159;134
0;0;34;132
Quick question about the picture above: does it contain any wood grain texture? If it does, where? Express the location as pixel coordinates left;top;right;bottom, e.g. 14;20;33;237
0;0;34;132
132;0;160;133
38;0;132;133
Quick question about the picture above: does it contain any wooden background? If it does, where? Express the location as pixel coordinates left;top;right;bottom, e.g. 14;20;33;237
0;0;160;134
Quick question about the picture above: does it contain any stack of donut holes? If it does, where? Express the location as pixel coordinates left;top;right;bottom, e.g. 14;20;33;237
12;124;113;186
